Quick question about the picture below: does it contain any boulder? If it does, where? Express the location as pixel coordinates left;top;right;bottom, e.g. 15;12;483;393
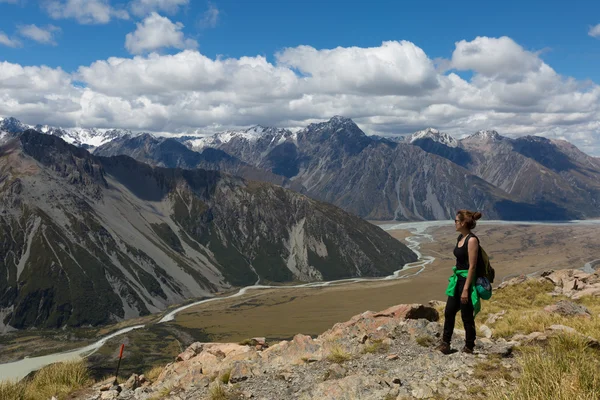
544;301;591;318
122;374;140;391
325;364;347;380
229;361;254;383
479;325;493;339
374;304;439;322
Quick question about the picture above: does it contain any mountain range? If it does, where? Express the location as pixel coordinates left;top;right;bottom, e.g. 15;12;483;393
0;130;416;330
96;117;598;221
4;116;599;221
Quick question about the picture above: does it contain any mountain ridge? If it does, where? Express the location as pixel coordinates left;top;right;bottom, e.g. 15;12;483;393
0;130;417;330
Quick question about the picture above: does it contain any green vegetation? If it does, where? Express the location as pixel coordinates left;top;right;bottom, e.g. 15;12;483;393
219;368;232;384
473;354;512;382
362;339;390;354
475;280;600;339
415;335;436;347
251;237;293;282
150;223;184;253
326;344;352;364
0;360;90;400
208;382;228;400
492;335;600;400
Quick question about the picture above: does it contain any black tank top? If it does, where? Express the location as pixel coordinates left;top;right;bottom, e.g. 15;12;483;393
454;233;475;270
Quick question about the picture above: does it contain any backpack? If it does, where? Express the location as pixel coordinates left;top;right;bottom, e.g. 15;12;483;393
458;234;495;300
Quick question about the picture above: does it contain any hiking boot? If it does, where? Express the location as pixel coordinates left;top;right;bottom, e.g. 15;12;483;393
461;346;474;354
436;342;451;355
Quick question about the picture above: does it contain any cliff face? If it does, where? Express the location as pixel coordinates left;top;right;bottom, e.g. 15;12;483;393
0;131;416;330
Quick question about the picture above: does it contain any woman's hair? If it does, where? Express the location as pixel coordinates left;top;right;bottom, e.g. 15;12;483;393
456;210;482;230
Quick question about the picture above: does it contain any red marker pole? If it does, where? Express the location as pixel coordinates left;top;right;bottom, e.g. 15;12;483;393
113;344;125;386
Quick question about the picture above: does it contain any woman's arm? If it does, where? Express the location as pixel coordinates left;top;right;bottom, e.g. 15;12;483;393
462;236;479;304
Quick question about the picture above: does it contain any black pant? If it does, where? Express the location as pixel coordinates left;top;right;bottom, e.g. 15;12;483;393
442;278;476;348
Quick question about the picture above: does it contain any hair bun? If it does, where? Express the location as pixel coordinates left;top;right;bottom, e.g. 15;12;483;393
473;212;482;220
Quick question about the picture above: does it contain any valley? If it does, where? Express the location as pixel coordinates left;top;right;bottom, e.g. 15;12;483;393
1;220;599;382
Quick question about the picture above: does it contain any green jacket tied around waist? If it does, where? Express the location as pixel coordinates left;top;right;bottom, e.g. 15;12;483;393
445;266;481;316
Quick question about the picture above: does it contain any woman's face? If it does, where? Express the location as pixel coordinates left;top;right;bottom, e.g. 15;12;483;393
454;215;462;231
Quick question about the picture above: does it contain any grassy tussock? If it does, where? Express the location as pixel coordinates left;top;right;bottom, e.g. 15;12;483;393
415;335;436;347
362;339;390;354
451;279;600;400
209;382;228;400
143;365;164;382
475;280;600;339
219;368;232;384
492;335;600;400
0;360;90;400
326;344;352;364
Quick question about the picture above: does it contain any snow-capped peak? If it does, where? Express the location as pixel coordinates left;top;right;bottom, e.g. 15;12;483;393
0;117;30;134
409;128;459;148
0;116;132;148
470;130;503;141
182;125;292;151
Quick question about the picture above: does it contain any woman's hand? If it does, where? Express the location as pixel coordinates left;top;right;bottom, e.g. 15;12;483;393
461;290;469;304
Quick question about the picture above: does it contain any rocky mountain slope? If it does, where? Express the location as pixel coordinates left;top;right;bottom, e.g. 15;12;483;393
5;115;598;221
0;117;131;150
173;116;575;221
0;130;417;330
93;133;292;188
415;129;600;219
76;268;600;400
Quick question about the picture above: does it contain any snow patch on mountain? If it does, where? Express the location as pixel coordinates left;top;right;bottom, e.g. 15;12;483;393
468;130;503;141
0;116;132;149
409;128;459;148
184;125;292;151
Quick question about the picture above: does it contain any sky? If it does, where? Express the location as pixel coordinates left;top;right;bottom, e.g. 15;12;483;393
1;0;600;155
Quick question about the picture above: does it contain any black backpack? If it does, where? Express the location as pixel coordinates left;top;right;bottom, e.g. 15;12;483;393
458;234;495;283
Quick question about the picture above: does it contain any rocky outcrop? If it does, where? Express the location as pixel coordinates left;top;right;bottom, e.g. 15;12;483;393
74;268;600;400
499;268;600;300
79;303;520;400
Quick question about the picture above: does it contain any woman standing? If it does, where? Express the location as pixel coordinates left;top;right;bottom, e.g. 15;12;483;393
437;210;483;354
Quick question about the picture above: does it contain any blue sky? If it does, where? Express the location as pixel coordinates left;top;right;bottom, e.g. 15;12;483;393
1;0;600;154
2;0;599;80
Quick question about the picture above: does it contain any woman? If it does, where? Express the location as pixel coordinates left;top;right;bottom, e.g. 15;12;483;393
437;210;483;355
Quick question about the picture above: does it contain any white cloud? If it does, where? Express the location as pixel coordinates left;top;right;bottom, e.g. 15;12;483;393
450;36;542;82
199;1;219;28
125;12;197;55
1;37;600;155
0;32;21;47
590;24;600;38
130;0;188;17
18;24;61;45
44;0;129;24
276;41;439;96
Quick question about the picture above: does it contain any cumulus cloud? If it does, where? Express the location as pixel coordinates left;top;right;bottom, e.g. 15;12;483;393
277;41;439;96
18;24;61;45
590;24;600;38
1;37;600;155
450;36;543;82
0;32;21;47
130;0;189;17
199;1;219;28
44;0;129;24
125;12;198;55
